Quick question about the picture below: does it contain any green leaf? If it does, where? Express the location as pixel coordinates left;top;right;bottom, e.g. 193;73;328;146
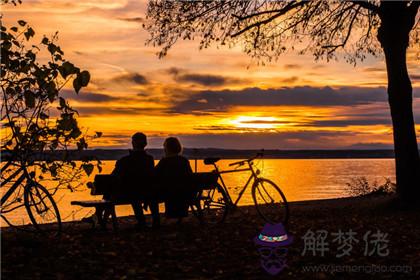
47;90;56;102
59;61;77;79
24;27;35;40
79;71;90;87
82;163;94;176
56;45;64;55
2;40;12;51
24;91;35;108
26;50;36;61
18;20;27;26
54;54;62;61
59;97;66;108
77;137;88;150
12;39;20;47
70;127;82;139
73;76;82;93
48;43;57;54
47;81;58;99
57;113;77;131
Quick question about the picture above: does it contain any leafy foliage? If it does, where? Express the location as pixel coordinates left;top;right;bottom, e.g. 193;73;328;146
346;177;396;197
145;1;419;65
1;20;101;212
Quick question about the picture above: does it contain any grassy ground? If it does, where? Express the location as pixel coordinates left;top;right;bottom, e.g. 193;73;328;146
2;194;419;279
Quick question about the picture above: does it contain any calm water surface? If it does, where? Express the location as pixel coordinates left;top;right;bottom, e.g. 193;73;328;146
1;159;395;226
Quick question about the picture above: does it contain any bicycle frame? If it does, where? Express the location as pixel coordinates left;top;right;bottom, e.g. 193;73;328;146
1;163;27;208
1;159;62;232
210;160;260;207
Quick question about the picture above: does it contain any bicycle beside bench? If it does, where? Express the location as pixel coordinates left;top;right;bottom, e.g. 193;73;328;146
71;153;289;229
193;153;289;225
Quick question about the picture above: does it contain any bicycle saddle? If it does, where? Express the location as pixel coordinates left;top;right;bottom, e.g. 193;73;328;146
204;157;220;165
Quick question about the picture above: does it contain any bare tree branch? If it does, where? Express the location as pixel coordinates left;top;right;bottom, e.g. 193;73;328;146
230;1;308;38
322;6;361;54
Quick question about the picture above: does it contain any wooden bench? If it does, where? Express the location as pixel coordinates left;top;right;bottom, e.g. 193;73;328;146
71;173;218;230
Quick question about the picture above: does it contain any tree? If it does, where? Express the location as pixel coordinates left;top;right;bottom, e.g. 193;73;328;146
145;0;420;203
1;19;101;218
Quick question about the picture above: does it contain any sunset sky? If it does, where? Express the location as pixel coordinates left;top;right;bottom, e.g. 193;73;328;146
2;0;420;149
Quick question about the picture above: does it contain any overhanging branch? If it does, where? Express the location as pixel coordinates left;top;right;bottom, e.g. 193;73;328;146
230;1;308;38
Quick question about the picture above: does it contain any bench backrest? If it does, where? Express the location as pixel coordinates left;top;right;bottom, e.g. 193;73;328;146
91;172;219;198
90;175;120;196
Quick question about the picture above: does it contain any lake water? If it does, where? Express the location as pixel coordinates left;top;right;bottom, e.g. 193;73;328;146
1;159;395;226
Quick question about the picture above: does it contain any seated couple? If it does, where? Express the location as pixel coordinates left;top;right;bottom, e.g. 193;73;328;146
92;132;194;229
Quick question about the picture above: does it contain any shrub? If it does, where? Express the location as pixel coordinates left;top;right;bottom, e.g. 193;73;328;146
346;177;396;197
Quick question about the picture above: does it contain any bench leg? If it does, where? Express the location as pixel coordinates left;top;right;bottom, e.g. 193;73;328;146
96;206;107;230
109;206;118;231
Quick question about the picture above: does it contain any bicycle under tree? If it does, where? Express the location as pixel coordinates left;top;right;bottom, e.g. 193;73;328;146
1;160;62;235
193;152;289;225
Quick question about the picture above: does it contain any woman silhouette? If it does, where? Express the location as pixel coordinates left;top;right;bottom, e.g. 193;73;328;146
155;137;193;221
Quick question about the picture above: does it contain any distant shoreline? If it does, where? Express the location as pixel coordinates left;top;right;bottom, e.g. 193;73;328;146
1;148;400;161
68;148;397;160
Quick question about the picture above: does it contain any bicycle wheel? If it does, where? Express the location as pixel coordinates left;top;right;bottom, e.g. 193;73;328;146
252;178;289;225
24;182;62;235
193;183;229;225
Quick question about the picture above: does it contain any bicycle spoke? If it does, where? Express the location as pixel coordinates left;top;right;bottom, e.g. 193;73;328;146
252;179;289;224
24;183;61;235
196;185;228;224
29;189;52;217
256;182;273;204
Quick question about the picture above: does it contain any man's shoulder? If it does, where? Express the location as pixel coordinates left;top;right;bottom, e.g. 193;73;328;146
144;152;154;160
116;154;131;164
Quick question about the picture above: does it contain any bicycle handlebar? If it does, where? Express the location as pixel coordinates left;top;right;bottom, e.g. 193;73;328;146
228;152;264;167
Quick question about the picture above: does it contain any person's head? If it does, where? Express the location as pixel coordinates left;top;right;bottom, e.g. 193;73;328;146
163;137;182;157
131;132;147;150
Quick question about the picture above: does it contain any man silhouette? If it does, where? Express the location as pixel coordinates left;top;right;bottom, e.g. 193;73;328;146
111;132;159;228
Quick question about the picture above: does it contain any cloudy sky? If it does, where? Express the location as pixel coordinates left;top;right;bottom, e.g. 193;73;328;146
3;0;420;149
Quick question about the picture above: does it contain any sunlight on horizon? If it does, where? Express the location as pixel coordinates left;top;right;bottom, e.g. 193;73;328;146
229;116;287;130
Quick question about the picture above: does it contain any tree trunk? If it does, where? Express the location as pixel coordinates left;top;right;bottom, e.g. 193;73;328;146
378;2;420;203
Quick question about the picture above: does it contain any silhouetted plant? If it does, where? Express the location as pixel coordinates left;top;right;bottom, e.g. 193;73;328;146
346;177;396;197
1;19;101;213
